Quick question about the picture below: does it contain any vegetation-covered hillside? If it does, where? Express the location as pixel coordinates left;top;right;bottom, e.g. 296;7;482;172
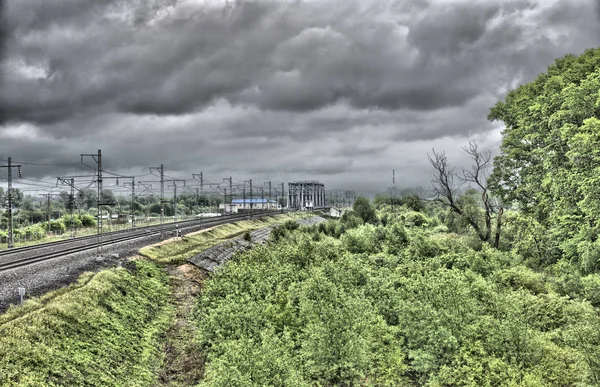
0;260;173;386
194;203;600;386
194;48;600;386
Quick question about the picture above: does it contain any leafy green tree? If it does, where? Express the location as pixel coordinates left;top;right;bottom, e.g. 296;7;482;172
489;47;600;265
77;189;97;209
352;197;377;224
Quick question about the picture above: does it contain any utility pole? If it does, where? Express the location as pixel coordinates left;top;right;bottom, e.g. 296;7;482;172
124;177;136;228
273;184;283;213
174;184;178;221
192;172;204;212
81;149;105;256
263;181;271;211
57;177;77;237
281;182;284;213
260;187;264;210
242;184;247;213
249;179;253;217
168;179;186;222
69;178;75;235
268;181;272;210
38;193;59;235
221;177;233;215
130;177;136;228
1;158;22;248
138;182;153;224
150;164;164;224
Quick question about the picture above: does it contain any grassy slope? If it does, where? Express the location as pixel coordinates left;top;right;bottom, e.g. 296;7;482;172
0;212;315;387
0;260;173;387
140;213;311;264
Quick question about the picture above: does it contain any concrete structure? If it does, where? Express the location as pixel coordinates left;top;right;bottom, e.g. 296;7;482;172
221;204;239;214
329;207;343;218
288;181;326;210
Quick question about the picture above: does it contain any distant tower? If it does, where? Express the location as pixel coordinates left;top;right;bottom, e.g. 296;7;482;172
393;169;395;186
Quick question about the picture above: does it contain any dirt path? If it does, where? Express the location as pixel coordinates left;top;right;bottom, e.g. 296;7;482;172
158;264;207;386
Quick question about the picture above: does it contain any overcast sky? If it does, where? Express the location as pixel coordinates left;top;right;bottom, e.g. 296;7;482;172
1;0;600;194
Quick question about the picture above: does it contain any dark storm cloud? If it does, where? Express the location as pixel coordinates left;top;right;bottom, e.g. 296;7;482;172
2;0;600;190
0;0;9;125
4;0;584;125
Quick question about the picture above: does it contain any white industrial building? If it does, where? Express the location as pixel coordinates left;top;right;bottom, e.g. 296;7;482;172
220;198;278;212
288;181;326;210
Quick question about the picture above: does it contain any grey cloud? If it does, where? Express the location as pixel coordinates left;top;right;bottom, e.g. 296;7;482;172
2;0;600;192
0;0;7;86
7;0;597;127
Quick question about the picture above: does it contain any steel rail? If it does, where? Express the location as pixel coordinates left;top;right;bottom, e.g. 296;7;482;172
0;211;273;257
0;211;276;272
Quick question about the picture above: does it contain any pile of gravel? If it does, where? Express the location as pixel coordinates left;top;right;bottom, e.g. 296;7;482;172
297;216;327;226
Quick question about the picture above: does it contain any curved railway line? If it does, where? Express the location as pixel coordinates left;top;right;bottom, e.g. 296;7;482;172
0;211;275;272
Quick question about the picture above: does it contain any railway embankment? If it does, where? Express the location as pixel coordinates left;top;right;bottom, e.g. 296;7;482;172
0;212;323;386
0;212;273;312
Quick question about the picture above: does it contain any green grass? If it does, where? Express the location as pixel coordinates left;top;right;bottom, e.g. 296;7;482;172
0;260;174;387
140;213;311;264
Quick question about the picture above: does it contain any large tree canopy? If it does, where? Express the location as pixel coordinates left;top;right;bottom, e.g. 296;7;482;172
489;48;600;264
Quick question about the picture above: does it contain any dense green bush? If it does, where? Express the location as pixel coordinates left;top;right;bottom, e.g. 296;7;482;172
44;219;66;233
340;210;364;229
61;214;84;229
352;197;378;224
195;216;600;386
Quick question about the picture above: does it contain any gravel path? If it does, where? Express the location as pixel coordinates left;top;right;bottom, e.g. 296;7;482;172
189;216;326;272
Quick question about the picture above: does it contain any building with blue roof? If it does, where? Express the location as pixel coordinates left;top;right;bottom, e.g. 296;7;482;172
229;198;278;210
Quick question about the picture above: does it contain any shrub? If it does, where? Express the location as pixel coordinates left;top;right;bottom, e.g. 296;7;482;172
80;213;96;227
270;225;287;242
283;220;299;231
340;224;380;254
62;214;83;229
340;211;364;229
403;211;430;227
402;194;424;212
44;220;66;233
495;266;548;295
352;197;378;224
581;274;600;307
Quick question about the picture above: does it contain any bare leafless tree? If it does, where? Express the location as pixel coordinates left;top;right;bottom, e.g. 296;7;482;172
428;141;504;248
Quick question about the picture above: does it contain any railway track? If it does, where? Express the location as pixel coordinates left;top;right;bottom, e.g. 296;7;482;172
0;212;274;257
0;211;274;272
